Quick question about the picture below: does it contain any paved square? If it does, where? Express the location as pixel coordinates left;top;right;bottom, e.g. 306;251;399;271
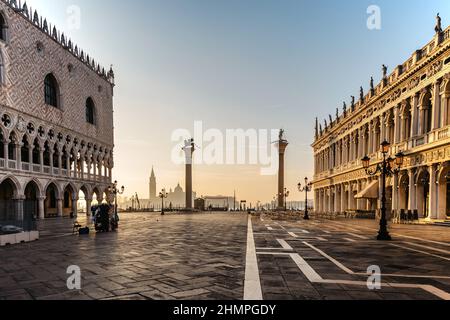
1;212;450;300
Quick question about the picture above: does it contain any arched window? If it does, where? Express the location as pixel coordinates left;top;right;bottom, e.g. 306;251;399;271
85;97;96;125
0;13;8;42
44;74;59;107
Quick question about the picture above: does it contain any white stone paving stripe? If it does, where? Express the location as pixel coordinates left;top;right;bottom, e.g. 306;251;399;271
343;238;357;243
389;244;450;262
303;242;355;274
289;253;323;282
288;232;298;238
305;241;450;280
300;242;450;300
330;220;450;247
244;216;263;301
404;242;450;255
277;239;293;250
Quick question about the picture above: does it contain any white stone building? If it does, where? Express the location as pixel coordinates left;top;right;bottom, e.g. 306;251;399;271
0;0;115;222
313;18;450;222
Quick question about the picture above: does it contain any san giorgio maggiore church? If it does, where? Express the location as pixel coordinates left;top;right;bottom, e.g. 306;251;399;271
0;0;115;221
312;16;450;223
147;168;196;209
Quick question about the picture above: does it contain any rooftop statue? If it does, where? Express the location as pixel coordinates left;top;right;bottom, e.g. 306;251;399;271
382;64;388;79
435;13;443;33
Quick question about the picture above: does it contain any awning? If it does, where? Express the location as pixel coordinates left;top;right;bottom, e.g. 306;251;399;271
355;181;379;199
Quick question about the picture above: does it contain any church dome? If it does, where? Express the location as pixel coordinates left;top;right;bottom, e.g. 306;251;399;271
174;183;183;193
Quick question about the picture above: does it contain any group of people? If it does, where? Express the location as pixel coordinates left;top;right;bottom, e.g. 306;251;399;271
90;204;119;232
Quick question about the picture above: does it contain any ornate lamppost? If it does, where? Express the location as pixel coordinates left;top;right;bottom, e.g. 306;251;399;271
362;141;404;241
298;177;313;220
108;180;125;221
159;189;168;215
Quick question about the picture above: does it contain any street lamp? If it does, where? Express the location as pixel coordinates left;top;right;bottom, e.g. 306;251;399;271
108;180;125;221
298;177;313;220
159;189;168;215
362;141;404;241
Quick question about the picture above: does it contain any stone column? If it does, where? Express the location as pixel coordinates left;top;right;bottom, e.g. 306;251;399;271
380;114;386;142
329;188;333;213
184;139;196;210
58;150;63;173
314;190;319;213
394;106;400;144
429;164;438;220
39;146;44;173
15;196;25;223
38;196;45;220
92;159;97;181
49;148;54;174
15;142;22;170
86;159;91;181
57;198;63;217
408;169;416;211
334;186;340;213
411;93;420;137
314;189;322;212
348;183;354;210
28;146;33;165
97;160;102;180
72;197;78;218
3;139;8;162
372;124;378;154
341;183;346;213
432;80;442;131
276;138;289;210
86;198;92;217
80;157;85;180
358;128;364;159
392;174;399;215
442;92;450;127
66;153;71;177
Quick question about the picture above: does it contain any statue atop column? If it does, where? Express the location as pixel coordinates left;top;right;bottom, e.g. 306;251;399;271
351;96;355;111
435;13;443;33
343;102;347;117
360;86;364;102
336;108;339;122
279;129;286;142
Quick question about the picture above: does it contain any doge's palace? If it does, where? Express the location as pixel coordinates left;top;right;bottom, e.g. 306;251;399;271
0;0;115;221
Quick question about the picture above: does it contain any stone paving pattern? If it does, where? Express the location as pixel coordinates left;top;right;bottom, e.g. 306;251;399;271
0;213;247;300
1;212;450;300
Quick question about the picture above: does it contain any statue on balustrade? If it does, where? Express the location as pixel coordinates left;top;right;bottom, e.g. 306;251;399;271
435;13;442;33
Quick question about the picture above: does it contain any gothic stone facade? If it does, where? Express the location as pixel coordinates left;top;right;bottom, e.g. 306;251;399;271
0;0;115;220
313;24;450;222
